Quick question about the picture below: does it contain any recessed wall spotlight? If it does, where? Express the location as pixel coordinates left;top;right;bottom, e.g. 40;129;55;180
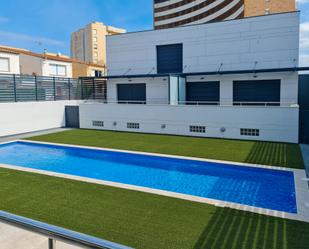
113;122;117;126
128;79;132;82
161;124;166;129
220;127;226;133
200;77;205;80
163;78;167;81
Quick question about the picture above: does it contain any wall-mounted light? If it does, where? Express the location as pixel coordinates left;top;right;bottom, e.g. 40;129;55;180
220;127;226;133
161;124;166;129
113;122;117;126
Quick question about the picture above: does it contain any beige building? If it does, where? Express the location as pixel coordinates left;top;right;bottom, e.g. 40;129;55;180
244;0;295;17
71;22;125;67
72;61;105;78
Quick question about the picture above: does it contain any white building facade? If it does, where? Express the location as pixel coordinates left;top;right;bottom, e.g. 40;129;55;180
19;53;72;78
80;12;300;143
0;50;20;74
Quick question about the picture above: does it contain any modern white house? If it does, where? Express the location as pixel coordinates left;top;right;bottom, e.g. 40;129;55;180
79;11;301;143
0;48;20;74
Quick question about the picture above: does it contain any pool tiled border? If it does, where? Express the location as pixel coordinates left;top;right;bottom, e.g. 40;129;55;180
0;139;309;223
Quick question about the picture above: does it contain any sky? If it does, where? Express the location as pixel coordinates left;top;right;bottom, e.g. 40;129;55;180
0;0;308;66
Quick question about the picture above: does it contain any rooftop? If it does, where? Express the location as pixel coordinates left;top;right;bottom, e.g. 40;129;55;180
0;45;105;68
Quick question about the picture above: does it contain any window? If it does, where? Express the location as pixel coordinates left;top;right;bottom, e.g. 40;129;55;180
157;44;183;73
50;64;67;76
93;29;97;35
240;128;260;137
95;70;102;77
92;121;104;127
190;126;206;133
92;70;102;77
94;52;98;57
93;37;97;42
186;81;220;105
127;123;140;129
0;57;9;72
117;83;146;104
233;80;281;106
93;44;98;50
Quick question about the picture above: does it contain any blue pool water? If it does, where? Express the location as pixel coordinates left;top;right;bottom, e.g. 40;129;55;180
0;141;297;213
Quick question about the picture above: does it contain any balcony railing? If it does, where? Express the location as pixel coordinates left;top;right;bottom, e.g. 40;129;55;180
0;210;133;249
85;99;298;107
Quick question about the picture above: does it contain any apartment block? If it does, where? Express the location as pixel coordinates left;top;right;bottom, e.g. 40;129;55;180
154;0;296;29
79;12;300;143
71;22;126;67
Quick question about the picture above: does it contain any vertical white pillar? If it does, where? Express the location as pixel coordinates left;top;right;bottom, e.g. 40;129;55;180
220;78;233;106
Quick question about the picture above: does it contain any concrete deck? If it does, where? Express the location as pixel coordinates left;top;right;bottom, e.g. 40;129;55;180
0;222;78;249
0;128;71;143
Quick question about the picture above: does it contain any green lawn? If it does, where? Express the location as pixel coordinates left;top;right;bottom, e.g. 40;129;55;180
28;129;304;169
0;167;308;249
0;129;306;248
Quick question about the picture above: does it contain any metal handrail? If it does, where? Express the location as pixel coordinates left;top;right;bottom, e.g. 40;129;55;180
0;210;133;249
84;99;298;107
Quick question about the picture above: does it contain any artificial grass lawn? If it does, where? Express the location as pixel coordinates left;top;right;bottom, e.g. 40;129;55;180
6;129;305;248
0;167;309;249
28;129;304;169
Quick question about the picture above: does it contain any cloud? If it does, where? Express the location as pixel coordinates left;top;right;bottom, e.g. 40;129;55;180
0;30;65;46
0;17;9;23
297;0;309;4
300;22;309;66
300;54;309;67
300;22;309;50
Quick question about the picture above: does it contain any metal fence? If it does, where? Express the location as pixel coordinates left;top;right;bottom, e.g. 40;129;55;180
0;74;107;103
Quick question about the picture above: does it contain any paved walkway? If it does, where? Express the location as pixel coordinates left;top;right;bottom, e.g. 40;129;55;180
0;222;78;249
0;128;71;143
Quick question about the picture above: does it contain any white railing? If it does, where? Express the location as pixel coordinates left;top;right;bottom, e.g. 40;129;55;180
84;99;298;108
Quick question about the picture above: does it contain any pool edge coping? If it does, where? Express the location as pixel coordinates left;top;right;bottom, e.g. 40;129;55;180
15;139;305;172
0;139;309;223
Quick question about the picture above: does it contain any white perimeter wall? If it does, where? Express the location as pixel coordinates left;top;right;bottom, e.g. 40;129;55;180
0;101;81;137
80;104;299;143
107;12;299;75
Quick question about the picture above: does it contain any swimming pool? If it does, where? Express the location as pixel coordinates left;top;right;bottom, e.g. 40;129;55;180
0;141;297;213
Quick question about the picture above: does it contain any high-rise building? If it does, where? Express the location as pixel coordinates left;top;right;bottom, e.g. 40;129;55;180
153;0;296;30
71;22;126;67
